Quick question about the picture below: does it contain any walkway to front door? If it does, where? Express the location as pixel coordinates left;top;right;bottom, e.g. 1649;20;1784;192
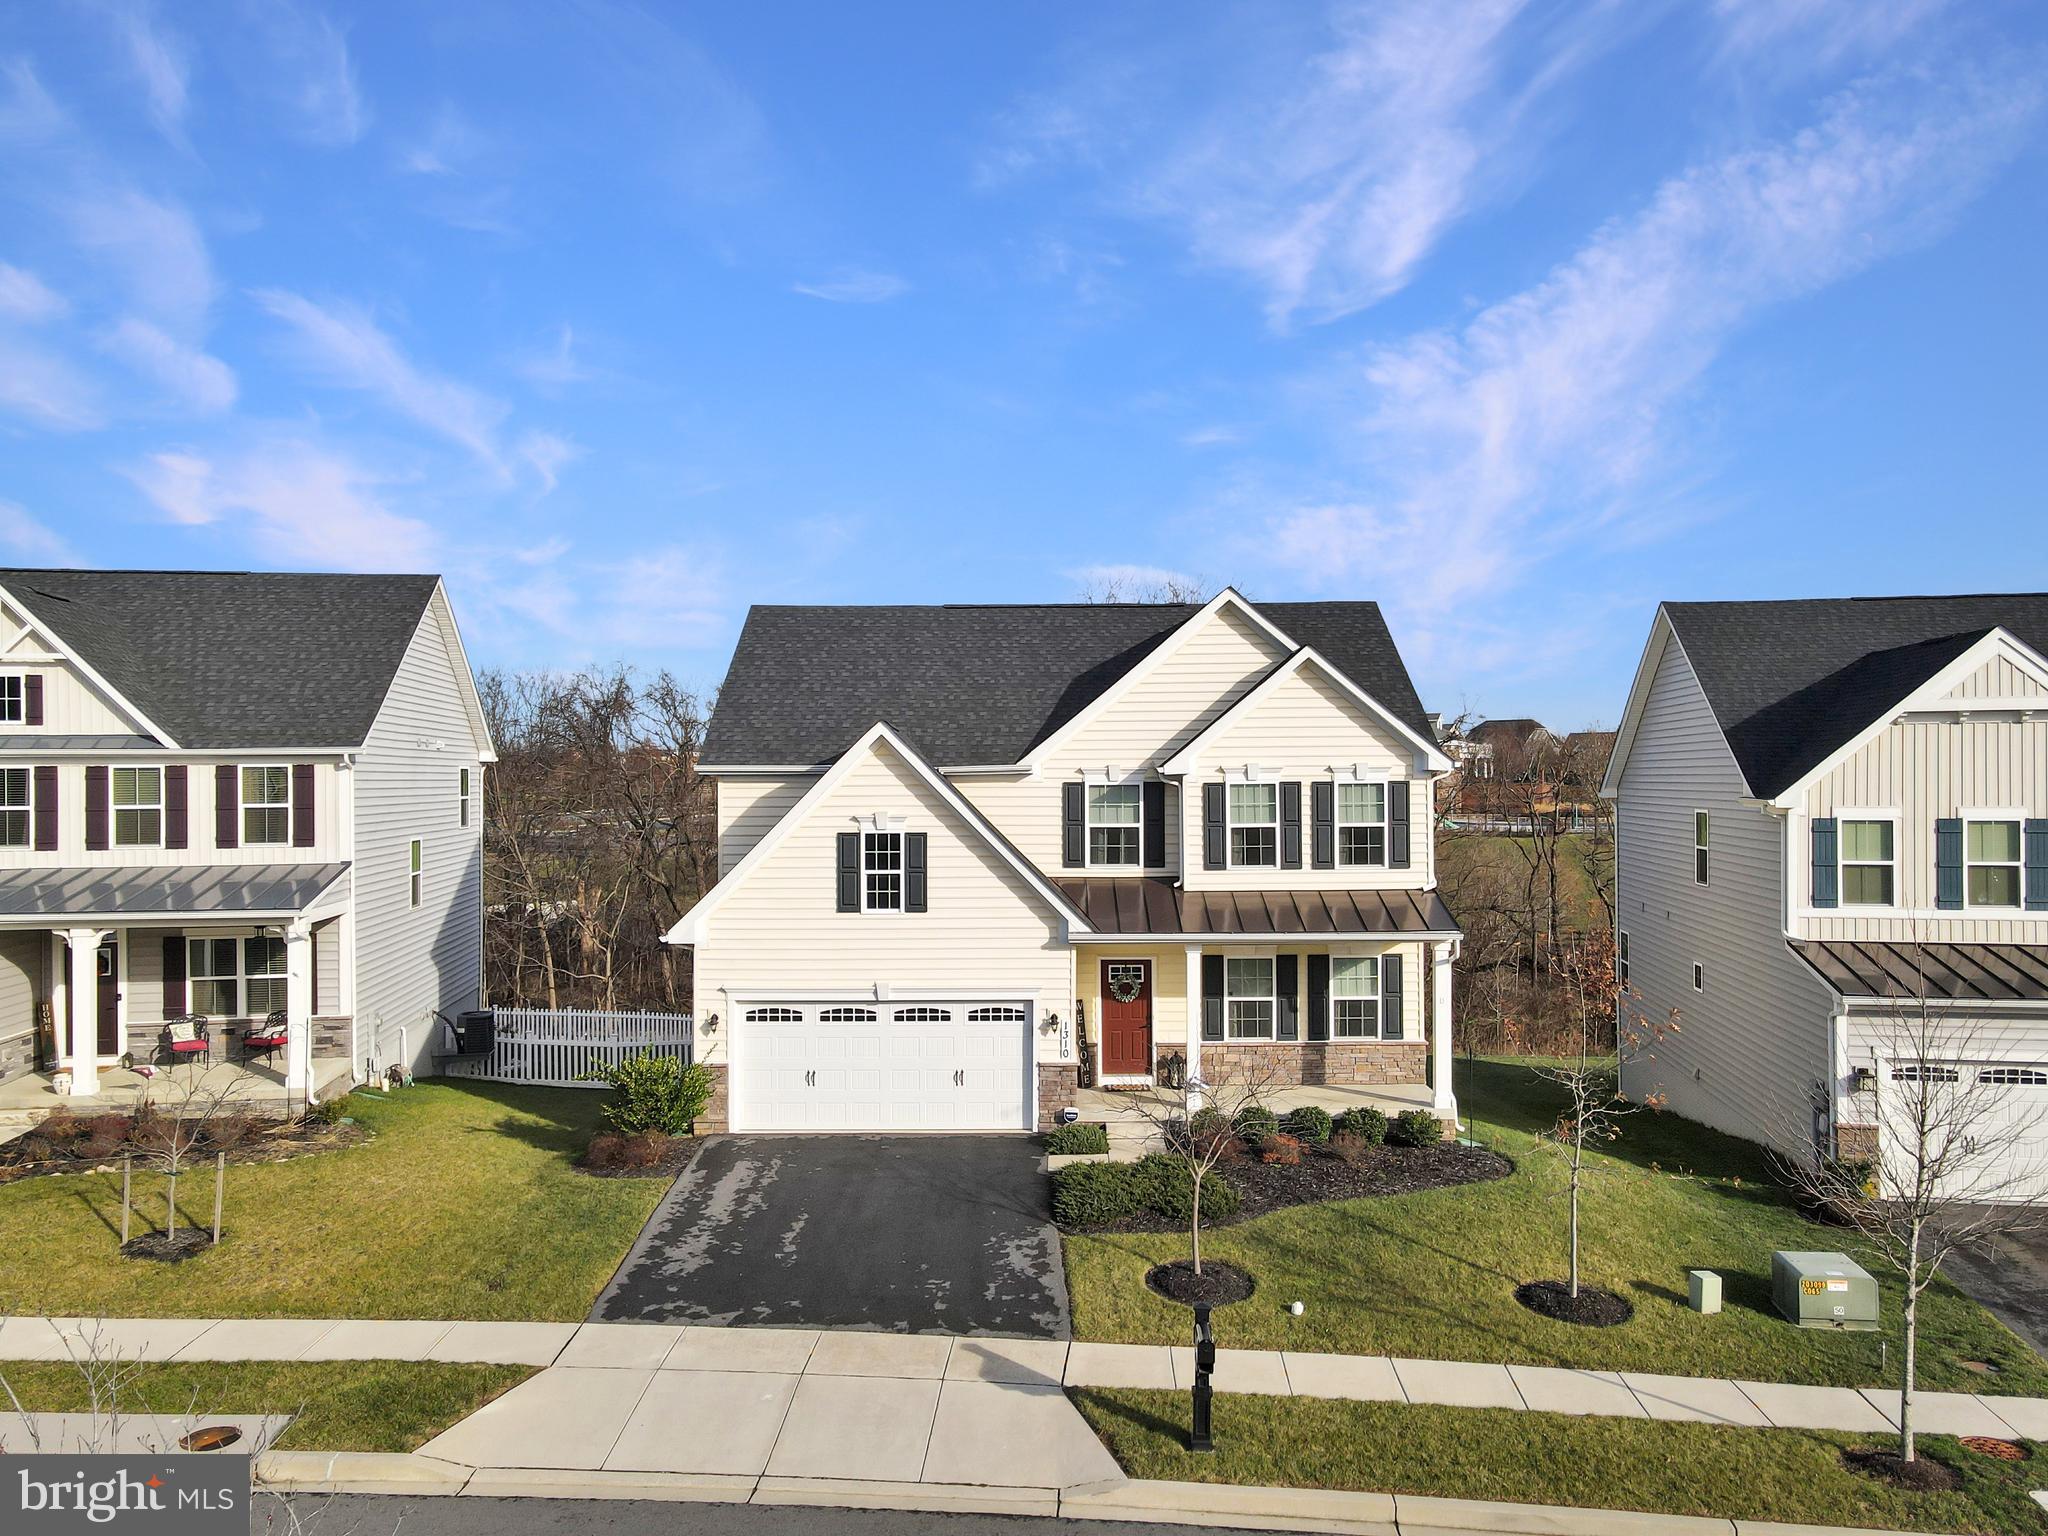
1099;959;1152;1077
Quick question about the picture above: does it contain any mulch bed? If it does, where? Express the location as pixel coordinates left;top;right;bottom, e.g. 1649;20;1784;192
1514;1279;1634;1327
1146;1259;1257;1307
1841;1448;1963;1491
120;1229;220;1263
0;1117;368;1184
577;1134;701;1179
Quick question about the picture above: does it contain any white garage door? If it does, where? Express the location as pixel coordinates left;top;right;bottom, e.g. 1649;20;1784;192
1878;1061;2048;1203
734;1000;1032;1131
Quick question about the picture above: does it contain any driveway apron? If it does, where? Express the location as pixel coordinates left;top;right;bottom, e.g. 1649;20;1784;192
593;1135;1069;1337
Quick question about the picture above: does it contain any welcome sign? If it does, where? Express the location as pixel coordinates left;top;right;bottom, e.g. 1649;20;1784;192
6;1456;247;1535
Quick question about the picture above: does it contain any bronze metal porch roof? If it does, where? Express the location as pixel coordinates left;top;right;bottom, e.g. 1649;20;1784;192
1056;877;1459;938
1790;939;2048;1003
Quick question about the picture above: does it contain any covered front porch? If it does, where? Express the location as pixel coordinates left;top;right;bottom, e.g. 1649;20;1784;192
0;1055;357;1134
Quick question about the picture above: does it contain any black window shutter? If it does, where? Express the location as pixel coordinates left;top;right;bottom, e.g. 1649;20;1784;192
1935;818;1963;910
215;763;238;849
1388;781;1412;869
164;764;188;850
836;831;860;912
1201;953;1224;1041
905;832;928;912
32;765;57;850
1202;783;1226;870
1306;953;1330;1042
1142;780;1166;868
23;674;42;726
1061;782;1084;868
292;763;316;847
162;935;187;1018
1810;817;1838;908
2026;819;2048;911
1311;781;1335;869
1280;782;1302;869
1382;953;1404;1040
84;764;109;851
1275;953;1298;1040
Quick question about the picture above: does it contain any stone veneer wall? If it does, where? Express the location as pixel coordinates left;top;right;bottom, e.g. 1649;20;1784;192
1200;1041;1425;1088
1037;1064;1078;1131
697;1063;730;1133
1835;1123;1879;1164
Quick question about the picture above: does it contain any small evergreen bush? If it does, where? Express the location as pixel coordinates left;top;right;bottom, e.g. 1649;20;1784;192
1045;1121;1110;1156
1051;1160;1140;1226
580;1054;713;1136
1130;1154;1241;1221
1236;1105;1279;1144
1388;1108;1445;1147
1281;1106;1333;1145
1333;1106;1388;1145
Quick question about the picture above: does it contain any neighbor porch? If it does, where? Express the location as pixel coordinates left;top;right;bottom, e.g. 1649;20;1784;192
0;1055;357;1135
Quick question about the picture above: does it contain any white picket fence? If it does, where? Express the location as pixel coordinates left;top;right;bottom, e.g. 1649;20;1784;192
447;1007;694;1088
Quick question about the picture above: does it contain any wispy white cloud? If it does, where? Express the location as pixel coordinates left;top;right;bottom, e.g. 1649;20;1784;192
593;543;728;648
0;58;66;145
516;429;581;493
86;0;191;139
0;263;66;323
98;316;237;413
1181;425;1244;449
66;187;216;335
514;325;593;393
1714;0;1952;67
246;0;368;146
397;102;484;175
0;499;82;565
0;336;103;429
793;269;910;304
1254;65;2043;616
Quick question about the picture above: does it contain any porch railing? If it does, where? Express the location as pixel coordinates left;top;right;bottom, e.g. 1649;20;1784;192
444;1007;694;1088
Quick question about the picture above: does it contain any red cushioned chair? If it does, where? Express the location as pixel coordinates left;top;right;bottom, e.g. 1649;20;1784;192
160;1014;210;1065
241;1010;290;1066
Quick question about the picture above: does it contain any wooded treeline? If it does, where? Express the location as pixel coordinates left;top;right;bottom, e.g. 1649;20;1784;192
480;668;718;1012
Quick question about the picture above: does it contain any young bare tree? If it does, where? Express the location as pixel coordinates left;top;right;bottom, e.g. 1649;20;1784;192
1075;572;1212;604
1775;957;2048;1466
127;1066;256;1250
1113;1056;1277;1275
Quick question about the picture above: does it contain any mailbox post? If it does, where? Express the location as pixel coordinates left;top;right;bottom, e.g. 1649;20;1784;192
1190;1301;1215;1452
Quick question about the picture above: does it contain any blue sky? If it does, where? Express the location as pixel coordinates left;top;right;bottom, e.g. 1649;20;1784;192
1;2;2044;730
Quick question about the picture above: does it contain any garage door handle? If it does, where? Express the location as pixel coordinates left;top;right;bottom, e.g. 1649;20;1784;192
805;1070;815;1087
953;1069;963;1087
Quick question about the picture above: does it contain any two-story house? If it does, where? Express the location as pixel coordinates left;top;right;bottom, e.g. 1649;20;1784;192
666;591;1461;1134
1604;595;2048;1197
0;568;493;1113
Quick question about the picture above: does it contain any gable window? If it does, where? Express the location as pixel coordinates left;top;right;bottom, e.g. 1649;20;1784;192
459;768;471;829
1225;956;1275;1039
1330;956;1382;1038
1087;783;1141;866
1966;819;2023;908
241;766;290;845
112;766;162;846
1229;783;1278;867
1337;782;1387;866
1840;818;1896;906
0;767;28;847
1693;812;1709;886
0;676;20;723
863;831;903;911
409;839;424;908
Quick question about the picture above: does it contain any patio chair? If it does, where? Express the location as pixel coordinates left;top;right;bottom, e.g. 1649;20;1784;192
241;1010;290;1066
160;1014;211;1066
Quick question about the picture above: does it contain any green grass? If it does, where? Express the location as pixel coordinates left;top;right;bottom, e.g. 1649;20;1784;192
0;1082;669;1321
1064;1060;2048;1392
0;1360;533;1452
1073;1389;2047;1536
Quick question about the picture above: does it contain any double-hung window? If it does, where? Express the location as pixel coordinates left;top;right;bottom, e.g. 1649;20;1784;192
0;676;20;723
242;766;290;845
1330;956;1381;1038
1966;819;2023;908
1228;783;1277;867
1618;930;1629;986
1337;782;1386;866
1087;783;1140;867
1840;818;1895;906
0;766;28;847
243;936;287;1016
187;935;288;1018
409;839;424;908
113;766;162;846
1693;812;1709;886
459;768;471;828
863;831;903;911
1225;957;1275;1039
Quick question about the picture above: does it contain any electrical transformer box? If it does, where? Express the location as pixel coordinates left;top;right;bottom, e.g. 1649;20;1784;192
1771;1250;1879;1331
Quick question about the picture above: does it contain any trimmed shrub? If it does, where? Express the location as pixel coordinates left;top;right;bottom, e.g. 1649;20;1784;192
1052;1161;1140;1227
306;1096;350;1126
1045;1121;1110;1156
1388;1108;1445;1148
585;1129;670;1171
1259;1133;1302;1166
581;1054;714;1136
1333;1106;1388;1145
1329;1131;1375;1165
1235;1105;1279;1145
1281;1106;1333;1145
1131;1154;1241;1221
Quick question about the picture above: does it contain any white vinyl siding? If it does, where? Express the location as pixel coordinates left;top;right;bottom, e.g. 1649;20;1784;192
0;929;46;1085
0;601;142;736
717;776;811;876
0;758;347;869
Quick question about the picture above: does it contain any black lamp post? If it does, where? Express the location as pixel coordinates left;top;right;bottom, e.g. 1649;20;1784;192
1189;1301;1215;1452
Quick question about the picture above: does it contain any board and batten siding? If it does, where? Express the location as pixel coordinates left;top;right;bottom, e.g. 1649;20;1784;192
0;928;46;1084
1615;634;1834;1154
351;589;486;1080
1943;654;2041;699
1796;715;2048;944
690;740;1074;1071
0;602;139;736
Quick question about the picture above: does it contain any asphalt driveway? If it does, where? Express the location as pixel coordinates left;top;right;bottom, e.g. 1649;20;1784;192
592;1136;1069;1338
1941;1213;2048;1359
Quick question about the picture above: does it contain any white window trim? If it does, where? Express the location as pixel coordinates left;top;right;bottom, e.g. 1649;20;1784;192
1335;776;1389;868
1224;955;1277;1041
1084;779;1144;871
1834;808;1899;908
1226;780;1279;870
1963;811;2027;910
862;828;906;914
459;768;471;829
239;763;292;847
112;764;164;848
186;934;287;1020
0;673;22;725
1692;961;1704;993
1329;954;1383;1040
1693;810;1710;887
409;838;424;909
0;763;32;848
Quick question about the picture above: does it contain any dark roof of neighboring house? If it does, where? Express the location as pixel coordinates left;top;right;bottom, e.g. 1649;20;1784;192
1790;939;2048;1003
704;599;1433;766
1663;595;2048;797
0;862;351;918
1468;718;1549;751
1055;878;1460;937
0;568;441;749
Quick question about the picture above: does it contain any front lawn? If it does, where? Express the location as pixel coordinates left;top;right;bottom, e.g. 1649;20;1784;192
1063;1059;2048;1392
0;1082;669;1321
1074;1389;2046;1536
0;1360;533;1452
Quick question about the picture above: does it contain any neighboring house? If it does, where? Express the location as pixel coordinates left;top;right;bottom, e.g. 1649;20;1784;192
1604;595;2048;1196
0;568;493;1101
667;590;1461;1134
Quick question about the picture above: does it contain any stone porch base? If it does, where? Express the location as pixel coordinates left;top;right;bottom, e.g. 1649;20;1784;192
1198;1040;1426;1088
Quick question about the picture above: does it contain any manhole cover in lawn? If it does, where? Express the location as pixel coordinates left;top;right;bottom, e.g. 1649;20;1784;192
1961;1436;2027;1461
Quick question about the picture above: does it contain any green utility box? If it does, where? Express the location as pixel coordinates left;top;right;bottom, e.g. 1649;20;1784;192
1771;1251;1879;1331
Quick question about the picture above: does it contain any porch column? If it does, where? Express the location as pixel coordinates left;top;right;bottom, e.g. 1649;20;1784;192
1183;944;1203;1108
284;920;313;1101
1430;939;1458;1122
63;927;106;1097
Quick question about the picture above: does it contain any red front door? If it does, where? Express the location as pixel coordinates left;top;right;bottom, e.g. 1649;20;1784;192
1100;960;1152;1077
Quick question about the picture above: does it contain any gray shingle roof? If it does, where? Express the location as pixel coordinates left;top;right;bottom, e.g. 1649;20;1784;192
0;569;440;750
1663;595;2048;798
703;600;1434;766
